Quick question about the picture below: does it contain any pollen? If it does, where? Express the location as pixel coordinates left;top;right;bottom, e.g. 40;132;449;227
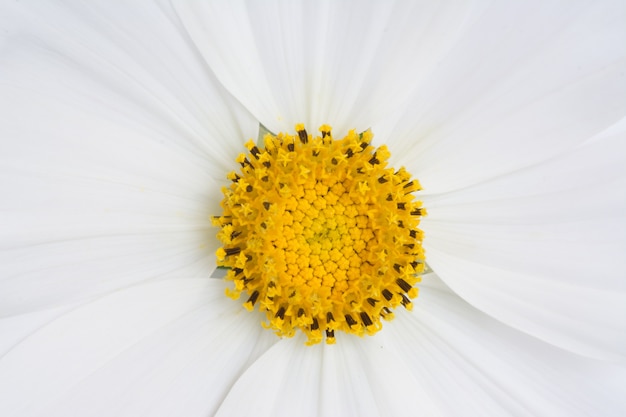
214;125;425;345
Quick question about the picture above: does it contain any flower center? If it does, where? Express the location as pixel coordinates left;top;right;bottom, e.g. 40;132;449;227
214;124;425;345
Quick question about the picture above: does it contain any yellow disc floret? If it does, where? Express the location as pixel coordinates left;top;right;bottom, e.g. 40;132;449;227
213;125;425;345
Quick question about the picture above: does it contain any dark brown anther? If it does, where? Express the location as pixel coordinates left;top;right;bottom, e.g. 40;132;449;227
261;175;269;182
409;230;417;238
393;263;402;273
250;146;261;159
246;185;253;192
411;208;423;216
403;181;414;189
378;176;388;183
360;312;373;327
230;231;241;240
396;278;412;292
386;194;393;201
345;148;354;158
360;142;369;150
298;308;305;317
240;157;253;169
263;202;271;210
231;174;241;183
247;290;259;306
326;329;335;339
404;243;415;250
331;158;338;165
397;220;404;228
263;161;271;168
410;261;420;269
368;153;379;165
382;289;393;301
345;314;357;327
224;247;241;256
327;312;335;323
275;307;286;319
311;318;319;331
381;307;392;316
233;267;244;276
312;151;320;157
397;202;406;210
297;128;308;144
400;294;411;307
367;298;378;307
287;143;295;152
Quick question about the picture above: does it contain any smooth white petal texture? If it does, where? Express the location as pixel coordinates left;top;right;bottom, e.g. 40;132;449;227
390;0;626;192
0;1;258;315
383;274;626;417
585;114;626;146
421;131;626;360
215;334;442;417
0;279;277;417
0;303;78;357
172;0;478;140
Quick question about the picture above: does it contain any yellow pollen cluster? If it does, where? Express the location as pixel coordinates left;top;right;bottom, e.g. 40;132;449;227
213;124;425;344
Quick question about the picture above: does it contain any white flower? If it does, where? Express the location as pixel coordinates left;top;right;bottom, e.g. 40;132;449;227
1;1;625;416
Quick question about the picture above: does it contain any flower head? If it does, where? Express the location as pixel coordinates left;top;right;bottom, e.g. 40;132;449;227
214;125;425;344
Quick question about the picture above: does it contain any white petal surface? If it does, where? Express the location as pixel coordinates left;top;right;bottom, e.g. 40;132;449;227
0;279;277;417
172;0;477;140
216;334;442;417
0;1;258;315
421;132;626;360
391;0;626;192
384;274;626;417
0;303;78;357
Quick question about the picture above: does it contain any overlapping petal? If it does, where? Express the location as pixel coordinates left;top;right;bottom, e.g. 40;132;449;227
215;334;442;417
390;0;626;191
0;279;276;417
385;274;626;417
422;131;626;360
0;1;258;315
171;0;477;141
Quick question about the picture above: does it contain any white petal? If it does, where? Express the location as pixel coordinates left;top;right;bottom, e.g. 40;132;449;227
383;273;626;417
0;279;276;417
0;2;258;314
216;335;442;417
390;0;626;192
0;303;78;357
421;131;626;360
172;0;477;139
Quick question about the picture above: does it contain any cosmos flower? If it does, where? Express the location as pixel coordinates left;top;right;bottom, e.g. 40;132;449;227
1;1;625;416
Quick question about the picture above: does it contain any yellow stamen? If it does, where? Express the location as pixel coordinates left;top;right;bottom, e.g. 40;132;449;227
214;125;425;345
